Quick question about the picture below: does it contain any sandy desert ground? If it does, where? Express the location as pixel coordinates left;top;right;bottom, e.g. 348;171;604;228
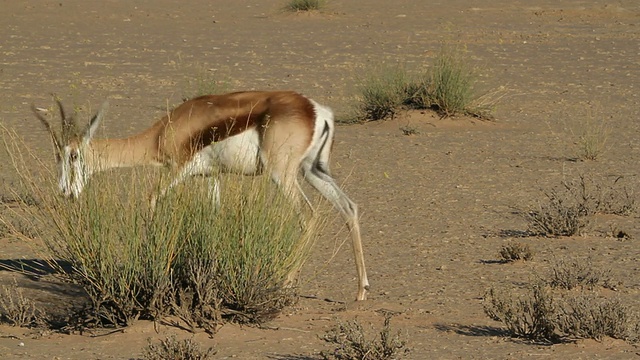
0;0;639;358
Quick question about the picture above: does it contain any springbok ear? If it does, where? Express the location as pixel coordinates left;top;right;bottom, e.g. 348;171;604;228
31;104;63;162
83;101;109;144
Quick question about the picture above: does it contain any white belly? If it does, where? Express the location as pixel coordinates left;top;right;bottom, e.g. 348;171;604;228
209;129;261;175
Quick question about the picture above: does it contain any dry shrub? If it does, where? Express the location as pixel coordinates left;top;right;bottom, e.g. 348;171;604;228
321;313;409;360
526;175;636;237
555;293;634;341
284;0;326;12
499;241;534;262
484;260;638;343
526;186;587;237
547;257;611;291
143;335;215;360
0;279;45;327
483;283;557;342
575;109;611;161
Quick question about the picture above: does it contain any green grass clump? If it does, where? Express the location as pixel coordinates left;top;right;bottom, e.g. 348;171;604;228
426;47;479;118
350;46;497;123
284;0;325;12
183;67;228;100
354;65;413;122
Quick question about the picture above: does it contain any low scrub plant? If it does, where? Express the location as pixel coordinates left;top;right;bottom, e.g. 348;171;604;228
183;67;227;100
483;283;557;341
526;175;636;237
499;241;534;262
0;279;45;327
2;129;322;330
353;65;413;122
321;313;409;360
526;189;587;237
555;293;633;341
284;0;325;12
143;335;216;360
351;46;496;122
484;261;638;343
547;257;611;291
575;109;610;161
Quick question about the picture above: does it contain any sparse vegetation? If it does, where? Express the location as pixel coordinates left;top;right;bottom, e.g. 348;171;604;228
555;293;633;341
350;46;496;123
143;335;216;360
526;175;636;237
499;241;534;262
484;283;557;341
484;261;638;343
0;279;45;327
284;0;325;12
423;46;479;118
321;313;409;360
547;257;611;291
576;110;611;161
526;190;586;237
183;66;228;100
353;65;412;122
399;124;419;136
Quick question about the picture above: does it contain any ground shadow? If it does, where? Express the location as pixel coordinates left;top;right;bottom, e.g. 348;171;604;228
434;323;556;346
267;355;319;360
434;323;508;338
0;258;73;279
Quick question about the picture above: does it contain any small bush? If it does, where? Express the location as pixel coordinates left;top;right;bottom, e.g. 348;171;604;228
560;175;636;217
284;0;325;12
354;65;412;122
555;293;633;341
483;283;557;341
499;241;534;262
184;68;227;100
321;314;409;360
576;110;610;161
143;335;216;360
0;279;45;327
425;46;477;118
485;260;638;343
525;175;636;237
526;191;587;237
547;257;610;291
351;46;495;122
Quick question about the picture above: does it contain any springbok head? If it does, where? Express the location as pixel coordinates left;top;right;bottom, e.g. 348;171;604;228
31;100;108;198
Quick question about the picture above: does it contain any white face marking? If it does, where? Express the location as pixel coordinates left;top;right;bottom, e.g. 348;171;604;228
58;145;87;198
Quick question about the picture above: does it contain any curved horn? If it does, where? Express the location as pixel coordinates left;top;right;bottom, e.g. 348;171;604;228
31;104;63;162
55;99;77;144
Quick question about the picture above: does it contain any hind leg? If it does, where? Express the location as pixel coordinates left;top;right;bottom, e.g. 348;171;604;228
302;164;369;301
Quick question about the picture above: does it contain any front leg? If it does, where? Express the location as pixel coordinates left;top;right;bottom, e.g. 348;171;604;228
152;150;221;209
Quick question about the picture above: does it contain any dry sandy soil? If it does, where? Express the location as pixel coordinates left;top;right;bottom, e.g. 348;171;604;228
1;0;639;358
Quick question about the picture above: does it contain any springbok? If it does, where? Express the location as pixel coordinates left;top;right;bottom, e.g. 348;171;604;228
32;91;369;301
